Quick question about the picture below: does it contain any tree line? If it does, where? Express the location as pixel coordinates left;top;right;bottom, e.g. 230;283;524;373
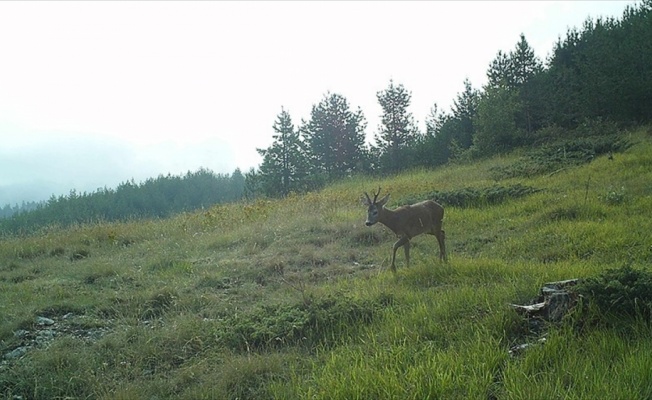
250;1;651;197
0;169;245;234
2;1;650;233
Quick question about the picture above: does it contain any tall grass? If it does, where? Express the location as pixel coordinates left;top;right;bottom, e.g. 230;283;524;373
1;128;652;398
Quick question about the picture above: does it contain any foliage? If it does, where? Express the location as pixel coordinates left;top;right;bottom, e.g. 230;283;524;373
474;34;543;154
411;106;454;168
301;92;369;180
0;168;246;234
472;85;524;155
490;133;630;179
58;2;645;204
487;33;543;91
256;108;310;197
399;184;541;209
450;78;480;150
374;80;419;173
0;201;40;219
573;265;652;321
545;1;652;127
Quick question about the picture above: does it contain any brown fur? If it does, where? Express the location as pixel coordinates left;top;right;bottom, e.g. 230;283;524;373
364;188;446;272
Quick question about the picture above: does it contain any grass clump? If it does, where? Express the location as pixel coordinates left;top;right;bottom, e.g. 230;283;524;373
218;293;393;351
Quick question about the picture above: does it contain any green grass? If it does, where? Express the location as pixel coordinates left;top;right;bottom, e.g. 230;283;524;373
2;127;652;399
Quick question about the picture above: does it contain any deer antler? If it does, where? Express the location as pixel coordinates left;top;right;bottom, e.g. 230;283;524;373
364;187;382;205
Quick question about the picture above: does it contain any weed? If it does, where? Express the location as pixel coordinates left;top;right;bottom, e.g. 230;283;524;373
602;185;627;205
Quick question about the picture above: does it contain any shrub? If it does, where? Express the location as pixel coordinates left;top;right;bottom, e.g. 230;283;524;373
490;135;630;179
573;265;652;321
400;184;540;208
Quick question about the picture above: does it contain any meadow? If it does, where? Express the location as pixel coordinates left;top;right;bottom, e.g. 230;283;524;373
1;127;652;399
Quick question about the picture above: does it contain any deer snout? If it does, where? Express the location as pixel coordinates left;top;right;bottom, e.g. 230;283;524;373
365;221;374;227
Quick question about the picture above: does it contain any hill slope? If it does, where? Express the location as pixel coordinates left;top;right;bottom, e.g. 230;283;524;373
1;127;651;399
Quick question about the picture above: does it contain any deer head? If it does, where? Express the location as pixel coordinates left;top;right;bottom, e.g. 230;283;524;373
363;187;390;226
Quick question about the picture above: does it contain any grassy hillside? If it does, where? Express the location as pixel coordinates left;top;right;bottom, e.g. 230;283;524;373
1;127;652;399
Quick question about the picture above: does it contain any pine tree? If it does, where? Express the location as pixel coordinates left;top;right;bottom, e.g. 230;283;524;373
451;78;479;149
487;35;542;91
510;34;543;87
302;92;367;179
487;50;513;89
256;108;308;197
413;103;449;167
375;80;418;173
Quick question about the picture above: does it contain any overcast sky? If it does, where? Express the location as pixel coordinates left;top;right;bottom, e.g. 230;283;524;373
0;1;637;206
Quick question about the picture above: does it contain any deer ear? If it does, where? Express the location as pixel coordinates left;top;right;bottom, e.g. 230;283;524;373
378;194;390;207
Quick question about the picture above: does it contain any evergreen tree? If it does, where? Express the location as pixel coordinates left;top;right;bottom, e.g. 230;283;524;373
451;78;479;150
230;168;246;199
256;108;308;197
510;34;543;87
477;34;544;152
487;34;542;91
510;34;543;136
412;103;449;167
302;92;368;179
243;167;262;200
487;50;513;89
375;80;418;173
473;86;523;155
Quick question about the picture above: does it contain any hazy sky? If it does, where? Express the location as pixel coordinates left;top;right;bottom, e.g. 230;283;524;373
0;1;637;206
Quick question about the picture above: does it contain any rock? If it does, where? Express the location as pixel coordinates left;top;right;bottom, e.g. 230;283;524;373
36;329;56;344
541;279;578;296
4;347;27;360
510;279;579;322
545;291;574;322
36;316;55;326
13;330;29;338
509;279;580;356
509;338;547;357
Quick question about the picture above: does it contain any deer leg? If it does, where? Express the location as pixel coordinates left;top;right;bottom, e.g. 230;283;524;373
391;236;409;272
436;229;447;262
403;240;411;267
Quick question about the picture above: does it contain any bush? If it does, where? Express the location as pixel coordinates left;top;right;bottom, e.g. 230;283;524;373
573;265;652;321
400;184;541;208
490;135;630;179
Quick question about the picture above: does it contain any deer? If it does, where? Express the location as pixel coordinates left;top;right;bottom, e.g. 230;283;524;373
362;187;446;272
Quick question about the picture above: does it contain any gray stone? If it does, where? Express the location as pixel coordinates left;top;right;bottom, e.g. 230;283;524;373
4;347;27;360
36;316;55;326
